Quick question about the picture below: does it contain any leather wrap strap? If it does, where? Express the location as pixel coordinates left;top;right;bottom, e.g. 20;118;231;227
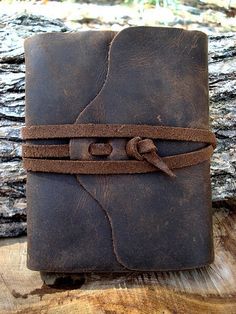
23;145;213;175
22;123;216;175
21;123;216;148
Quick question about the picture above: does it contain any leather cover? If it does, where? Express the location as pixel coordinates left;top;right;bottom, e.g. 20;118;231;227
24;27;214;272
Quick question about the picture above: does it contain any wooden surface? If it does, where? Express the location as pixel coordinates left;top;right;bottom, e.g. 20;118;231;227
1;208;236;314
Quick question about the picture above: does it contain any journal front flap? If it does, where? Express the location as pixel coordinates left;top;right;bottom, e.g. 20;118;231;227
25;27;213;271
72;27;212;270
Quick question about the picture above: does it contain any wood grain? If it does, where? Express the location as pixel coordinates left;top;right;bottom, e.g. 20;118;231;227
0;208;236;314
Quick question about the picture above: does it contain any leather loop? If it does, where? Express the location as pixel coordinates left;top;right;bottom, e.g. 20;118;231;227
126;137;143;161
89;143;113;156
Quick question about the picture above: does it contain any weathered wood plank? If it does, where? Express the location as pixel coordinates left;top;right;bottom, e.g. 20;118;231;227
0;208;236;313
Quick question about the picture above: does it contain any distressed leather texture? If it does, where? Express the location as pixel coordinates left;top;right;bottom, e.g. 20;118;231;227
24;27;214;272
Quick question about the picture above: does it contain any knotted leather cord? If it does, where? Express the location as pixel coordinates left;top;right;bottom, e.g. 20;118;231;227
22;123;216;176
126;137;176;177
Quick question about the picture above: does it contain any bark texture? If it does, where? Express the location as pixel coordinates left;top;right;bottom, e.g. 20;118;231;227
0;14;235;237
0;14;69;237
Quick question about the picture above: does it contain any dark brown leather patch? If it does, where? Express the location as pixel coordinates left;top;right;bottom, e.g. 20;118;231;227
24;27;214;272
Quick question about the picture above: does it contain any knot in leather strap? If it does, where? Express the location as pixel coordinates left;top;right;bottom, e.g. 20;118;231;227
126;137;176;177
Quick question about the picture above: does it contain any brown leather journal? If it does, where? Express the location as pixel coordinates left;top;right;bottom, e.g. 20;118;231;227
22;26;216;272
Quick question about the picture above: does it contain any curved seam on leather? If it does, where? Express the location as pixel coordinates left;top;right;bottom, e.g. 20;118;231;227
74;27;169;123
75;32;116;123
77;175;193;271
70;31;129;271
72;32;115;246
75;32;133;271
76;177;130;271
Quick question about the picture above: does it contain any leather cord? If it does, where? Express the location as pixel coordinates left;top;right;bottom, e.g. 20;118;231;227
22;143;113;158
23;145;214;175
21;123;217;148
22;123;216;176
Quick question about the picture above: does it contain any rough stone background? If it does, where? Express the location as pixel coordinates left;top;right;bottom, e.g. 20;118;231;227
0;3;235;237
